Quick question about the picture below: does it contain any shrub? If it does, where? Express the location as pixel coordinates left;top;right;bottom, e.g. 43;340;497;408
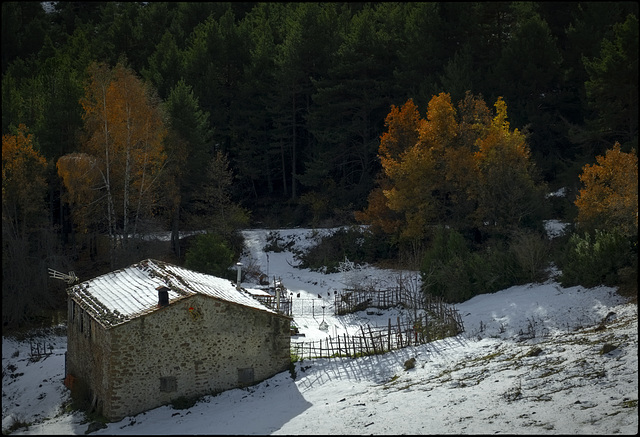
509;230;550;283
420;227;475;303
421;227;532;303
295;226;394;273
289;354;299;379
467;244;523;295
574;144;638;239
557;229;634;288
185;233;235;279
5;415;30;433
263;231;296;253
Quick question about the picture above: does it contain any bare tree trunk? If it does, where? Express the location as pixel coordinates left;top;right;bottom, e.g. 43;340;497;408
133;124;150;239
280;138;287;197
265;128;273;195
101;83;116;269
291;89;297;200
122;102;132;249
171;204;180;258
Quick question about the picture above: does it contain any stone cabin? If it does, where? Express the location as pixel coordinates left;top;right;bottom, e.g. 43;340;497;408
64;258;292;422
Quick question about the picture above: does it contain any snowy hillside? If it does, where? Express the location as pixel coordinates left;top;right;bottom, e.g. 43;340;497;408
2;227;637;435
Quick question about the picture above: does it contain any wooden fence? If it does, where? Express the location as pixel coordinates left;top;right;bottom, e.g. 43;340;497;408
291;310;463;360
253;295;292;316
335;287;423;315
334;287;462;314
262;280;465;360
29;339;53;361
289;298;334;317
292;289;464;360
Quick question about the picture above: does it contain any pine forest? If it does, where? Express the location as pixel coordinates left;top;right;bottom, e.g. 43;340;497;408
2;2;638;330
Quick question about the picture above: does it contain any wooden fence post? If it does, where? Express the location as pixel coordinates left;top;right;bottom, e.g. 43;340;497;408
361;326;368;354
424;312;429;343
368;325;377;354
292;292;463;361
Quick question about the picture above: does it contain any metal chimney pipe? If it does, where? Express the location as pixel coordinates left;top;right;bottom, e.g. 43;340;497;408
236;262;242;290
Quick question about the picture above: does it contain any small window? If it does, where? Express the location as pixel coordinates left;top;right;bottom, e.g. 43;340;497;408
160;376;177;392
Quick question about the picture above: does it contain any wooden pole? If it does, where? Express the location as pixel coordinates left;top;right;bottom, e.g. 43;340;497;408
360;326;368;354
424;312;429;343
368;325;376;354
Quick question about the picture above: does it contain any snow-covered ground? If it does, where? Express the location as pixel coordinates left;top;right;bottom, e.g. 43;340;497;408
2;226;637;435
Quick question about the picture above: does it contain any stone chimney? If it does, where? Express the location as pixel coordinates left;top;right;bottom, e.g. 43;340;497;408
156;286;170;307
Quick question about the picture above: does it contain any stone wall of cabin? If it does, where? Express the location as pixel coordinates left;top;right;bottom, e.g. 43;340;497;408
66;299;112;415
100;294;291;421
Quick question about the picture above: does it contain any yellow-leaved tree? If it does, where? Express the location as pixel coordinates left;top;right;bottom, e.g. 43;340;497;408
2;124;52;327
58;62;167;266
356;99;421;237
358;92;546;243
472;97;546;234
381;93;461;240
574;143;638;237
2;124;48;240
557;144;637;292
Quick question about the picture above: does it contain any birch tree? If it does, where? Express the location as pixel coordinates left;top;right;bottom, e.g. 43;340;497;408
59;62;167;267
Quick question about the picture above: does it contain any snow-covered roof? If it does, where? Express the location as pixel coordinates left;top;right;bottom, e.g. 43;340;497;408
245;287;274;298
68;259;277;328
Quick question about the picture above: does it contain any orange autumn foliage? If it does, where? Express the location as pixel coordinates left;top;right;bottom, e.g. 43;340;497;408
358;92;544;240
417;92;458;151
56;153;102;233
379;94;459;239
575;143;638;237
472;97;541;230
60;62;167;239
358;99;422;237
378;98;421;162
2;124;48;238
